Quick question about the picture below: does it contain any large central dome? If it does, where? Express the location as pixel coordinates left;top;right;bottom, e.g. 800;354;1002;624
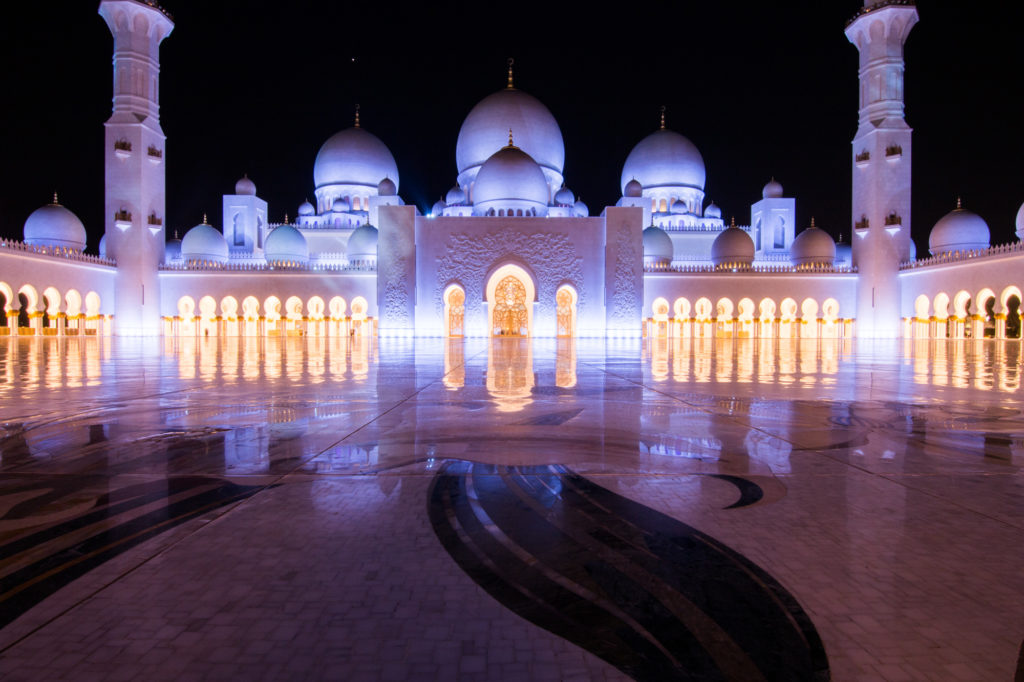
456;88;564;182
621;128;705;194
314;126;399;191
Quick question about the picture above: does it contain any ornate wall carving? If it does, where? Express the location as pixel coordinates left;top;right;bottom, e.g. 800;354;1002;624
610;220;641;325
435;230;585;333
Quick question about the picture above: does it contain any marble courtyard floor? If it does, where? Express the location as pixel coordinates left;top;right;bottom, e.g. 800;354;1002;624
0;335;1022;681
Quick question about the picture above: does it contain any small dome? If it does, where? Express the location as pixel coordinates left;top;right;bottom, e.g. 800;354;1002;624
445;185;466;205
473;144;549;213
554;186;574;206
711;225;755;268
164;234;181;262
573;199;589;217
99;234;108;259
670;200;687;215
23;199;87;251
621;128;706;195
456;87;565;179
314;126;399;192
704;201;721;219
297;200;315;216
235;175;256;195
643;226;673;265
181;221;228;264
929;202;990;255
347;223;379;262
431;199;446;216
378;177;397;196
624;178;643;198
264;224;309;265
791;220;836;267
331;198;351;213
1015;201;1024;240
762;178;784;199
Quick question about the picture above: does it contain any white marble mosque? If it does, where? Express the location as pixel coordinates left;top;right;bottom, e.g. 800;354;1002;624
2;0;1023;342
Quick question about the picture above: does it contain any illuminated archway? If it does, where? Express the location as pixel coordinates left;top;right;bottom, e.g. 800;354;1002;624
177;295;196;337
976;288;996;338
444;284;466;337
556;285;577;337
737;298;755;338
264;296;282;336
486;264;534;337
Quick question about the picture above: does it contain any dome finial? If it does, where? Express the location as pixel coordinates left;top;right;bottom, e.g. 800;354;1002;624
52;191;60;205
284;213;290;224
202;213;208;225
659;105;666;130
354;103;361;128
730;216;736;228
508;128;515;147
507;57;514;89
810;217;816;229
956;196;962;210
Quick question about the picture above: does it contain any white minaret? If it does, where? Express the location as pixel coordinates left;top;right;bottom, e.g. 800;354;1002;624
98;1;173;335
846;0;917;338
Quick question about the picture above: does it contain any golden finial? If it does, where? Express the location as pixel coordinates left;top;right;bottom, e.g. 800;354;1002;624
284;213;290;224
508;128;515;147
52;191;60;205
659;105;666;130
507;58;514;89
956;196;962;210
202;213;208;224
730;216;736;228
354;103;361;128
173;230;179;239
810;217;816;229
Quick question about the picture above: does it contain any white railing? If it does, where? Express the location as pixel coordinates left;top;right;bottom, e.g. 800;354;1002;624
645;262;857;274
0;238;115;266
900;241;1024;270
159;260;376;272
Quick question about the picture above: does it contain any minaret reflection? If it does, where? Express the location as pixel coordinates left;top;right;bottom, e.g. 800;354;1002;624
486;337;534;412
650;337;669;382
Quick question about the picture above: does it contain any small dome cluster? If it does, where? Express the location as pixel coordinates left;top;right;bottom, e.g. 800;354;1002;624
23;195;87;252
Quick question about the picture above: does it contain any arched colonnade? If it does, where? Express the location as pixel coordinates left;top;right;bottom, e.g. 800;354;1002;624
167;294;374;338
0;281;108;336
907;286;1023;339
646;295;850;340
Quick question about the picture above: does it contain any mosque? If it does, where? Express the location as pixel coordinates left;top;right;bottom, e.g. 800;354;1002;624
1;0;1023;342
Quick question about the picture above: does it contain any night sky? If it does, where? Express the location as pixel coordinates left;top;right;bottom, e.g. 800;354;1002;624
0;1;1020;254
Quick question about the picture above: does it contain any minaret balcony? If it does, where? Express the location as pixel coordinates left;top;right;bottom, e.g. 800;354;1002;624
885;145;903;161
114;209;132;231
855;150;870;167
147;145;163;163
113;139;132;159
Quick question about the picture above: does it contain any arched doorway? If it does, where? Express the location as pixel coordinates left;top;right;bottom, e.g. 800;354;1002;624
556;286;576;337
445;285;465;337
486;264;534;337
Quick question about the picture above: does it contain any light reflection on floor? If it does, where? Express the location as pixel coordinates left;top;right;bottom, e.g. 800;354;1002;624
0;335;1022;680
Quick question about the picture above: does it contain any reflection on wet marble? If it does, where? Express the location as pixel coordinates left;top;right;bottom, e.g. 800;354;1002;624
0;335;1023;680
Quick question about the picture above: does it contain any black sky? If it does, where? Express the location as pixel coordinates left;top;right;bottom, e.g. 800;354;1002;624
0;1;1021;253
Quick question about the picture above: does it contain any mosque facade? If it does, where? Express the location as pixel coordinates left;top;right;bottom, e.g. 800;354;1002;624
2;0;1023;341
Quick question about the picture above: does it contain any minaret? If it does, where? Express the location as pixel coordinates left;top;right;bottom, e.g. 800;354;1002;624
846;0;917;338
98;1;174;335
